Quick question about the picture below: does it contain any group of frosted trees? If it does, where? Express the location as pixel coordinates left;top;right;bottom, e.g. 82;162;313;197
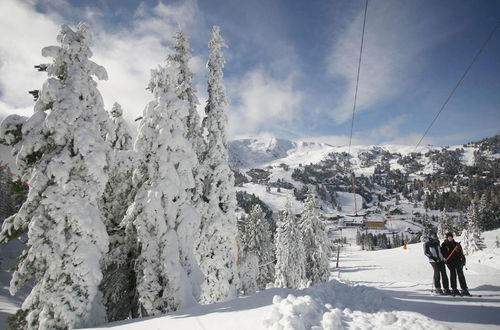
238;190;331;292
0;22;239;329
436;198;486;256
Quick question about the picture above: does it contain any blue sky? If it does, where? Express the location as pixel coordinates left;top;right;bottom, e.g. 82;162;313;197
0;0;499;146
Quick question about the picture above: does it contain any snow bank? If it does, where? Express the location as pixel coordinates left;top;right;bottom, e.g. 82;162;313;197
264;280;449;330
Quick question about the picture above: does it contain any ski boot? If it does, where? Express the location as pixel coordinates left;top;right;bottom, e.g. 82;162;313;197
434;288;444;295
461;290;471;297
451;289;460;296
443;289;452;296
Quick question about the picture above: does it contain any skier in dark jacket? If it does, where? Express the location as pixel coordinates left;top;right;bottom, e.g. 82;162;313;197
423;232;450;295
441;232;470;296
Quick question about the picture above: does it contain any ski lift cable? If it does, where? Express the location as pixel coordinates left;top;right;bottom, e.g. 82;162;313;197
347;0;368;216
415;19;500;151
348;0;368;155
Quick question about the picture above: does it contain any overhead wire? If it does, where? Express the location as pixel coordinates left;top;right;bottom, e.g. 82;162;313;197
347;0;368;216
415;19;500;150
348;0;369;155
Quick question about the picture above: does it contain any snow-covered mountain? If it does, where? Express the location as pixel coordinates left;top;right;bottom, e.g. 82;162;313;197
231;135;499;232
228;137;331;168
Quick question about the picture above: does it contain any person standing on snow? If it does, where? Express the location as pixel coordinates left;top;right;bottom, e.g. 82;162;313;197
424;233;450;295
441;232;470;296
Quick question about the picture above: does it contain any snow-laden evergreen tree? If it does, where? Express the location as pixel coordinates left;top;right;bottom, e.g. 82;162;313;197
300;191;330;284
437;211;453;239
106;102;133;150
196;26;239;304
0;23;110;329
99;102;137;321
123;58;202;316
461;201;485;255
238;205;275;290
167;31;204;157
420;214;432;242
167;31;205;301
237;250;259;295
274;201;306;289
0;115;28;241
0;163;14;222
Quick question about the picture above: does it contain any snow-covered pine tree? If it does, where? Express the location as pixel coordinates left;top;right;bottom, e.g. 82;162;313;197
167;31;205;301
300;191;330;284
0;163;14;222
0;115;28;242
106;102;133;150
461;200;485;255
236;215;258;295
196;26;239;304
437;211;453;239
274;201;306;289
123;58;201;316
0;23;110;329
420;213;432;242
99;102;137;321
238;205;275;290
167;31;204;157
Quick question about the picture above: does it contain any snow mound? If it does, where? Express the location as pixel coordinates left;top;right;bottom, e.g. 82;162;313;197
264;280;449;330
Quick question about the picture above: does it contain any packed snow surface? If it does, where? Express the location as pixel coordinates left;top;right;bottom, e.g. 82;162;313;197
64;229;500;329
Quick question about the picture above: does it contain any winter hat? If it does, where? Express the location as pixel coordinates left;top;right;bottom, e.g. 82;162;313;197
430;232;438;240
445;232;454;238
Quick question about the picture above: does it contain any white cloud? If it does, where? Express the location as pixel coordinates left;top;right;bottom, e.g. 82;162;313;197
301;114;420;146
0;0;204;124
0;0;60;117
326;0;460;124
301;134;365;146
365;114;411;140
227;68;302;137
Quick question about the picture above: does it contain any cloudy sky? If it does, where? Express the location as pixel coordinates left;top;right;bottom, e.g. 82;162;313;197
0;0;499;146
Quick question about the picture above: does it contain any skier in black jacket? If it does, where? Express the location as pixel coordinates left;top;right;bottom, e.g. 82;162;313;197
424;233;450;295
441;232;470;296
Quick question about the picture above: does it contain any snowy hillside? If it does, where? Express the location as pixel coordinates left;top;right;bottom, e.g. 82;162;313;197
85;228;500;330
232;135;499;229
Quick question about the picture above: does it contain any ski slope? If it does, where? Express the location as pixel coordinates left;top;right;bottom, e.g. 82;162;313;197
335;229;500;330
84;230;500;329
2;230;499;329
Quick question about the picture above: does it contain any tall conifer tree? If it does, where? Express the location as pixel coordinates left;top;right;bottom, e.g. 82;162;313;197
197;26;239;303
0;23;110;329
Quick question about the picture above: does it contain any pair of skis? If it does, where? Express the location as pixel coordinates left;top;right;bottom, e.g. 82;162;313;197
430;290;482;297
